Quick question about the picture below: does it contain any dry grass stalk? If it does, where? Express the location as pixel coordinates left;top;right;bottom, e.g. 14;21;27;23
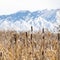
0;30;60;60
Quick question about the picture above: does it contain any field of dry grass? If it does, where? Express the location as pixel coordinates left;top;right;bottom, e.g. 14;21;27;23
0;30;60;60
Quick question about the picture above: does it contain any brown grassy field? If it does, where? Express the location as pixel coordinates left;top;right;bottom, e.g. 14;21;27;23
0;30;60;60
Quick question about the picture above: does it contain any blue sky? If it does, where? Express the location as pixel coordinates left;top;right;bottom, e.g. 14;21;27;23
0;0;60;15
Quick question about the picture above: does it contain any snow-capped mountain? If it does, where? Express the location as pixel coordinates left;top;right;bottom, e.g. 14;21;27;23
0;9;60;32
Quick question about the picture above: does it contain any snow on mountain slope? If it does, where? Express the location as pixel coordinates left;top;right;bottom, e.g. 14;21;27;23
52;10;60;33
56;10;60;24
0;17;54;32
0;9;60;32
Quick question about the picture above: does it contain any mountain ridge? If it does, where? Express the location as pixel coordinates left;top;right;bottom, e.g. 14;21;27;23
0;9;60;32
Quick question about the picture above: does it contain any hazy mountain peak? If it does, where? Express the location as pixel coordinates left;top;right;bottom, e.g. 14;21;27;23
0;9;59;32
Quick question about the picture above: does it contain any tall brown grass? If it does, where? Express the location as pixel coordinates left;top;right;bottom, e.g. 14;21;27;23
0;30;60;60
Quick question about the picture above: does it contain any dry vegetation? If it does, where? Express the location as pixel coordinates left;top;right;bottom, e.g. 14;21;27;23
0;30;60;60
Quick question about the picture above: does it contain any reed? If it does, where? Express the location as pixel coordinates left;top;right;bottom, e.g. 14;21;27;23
0;29;60;60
